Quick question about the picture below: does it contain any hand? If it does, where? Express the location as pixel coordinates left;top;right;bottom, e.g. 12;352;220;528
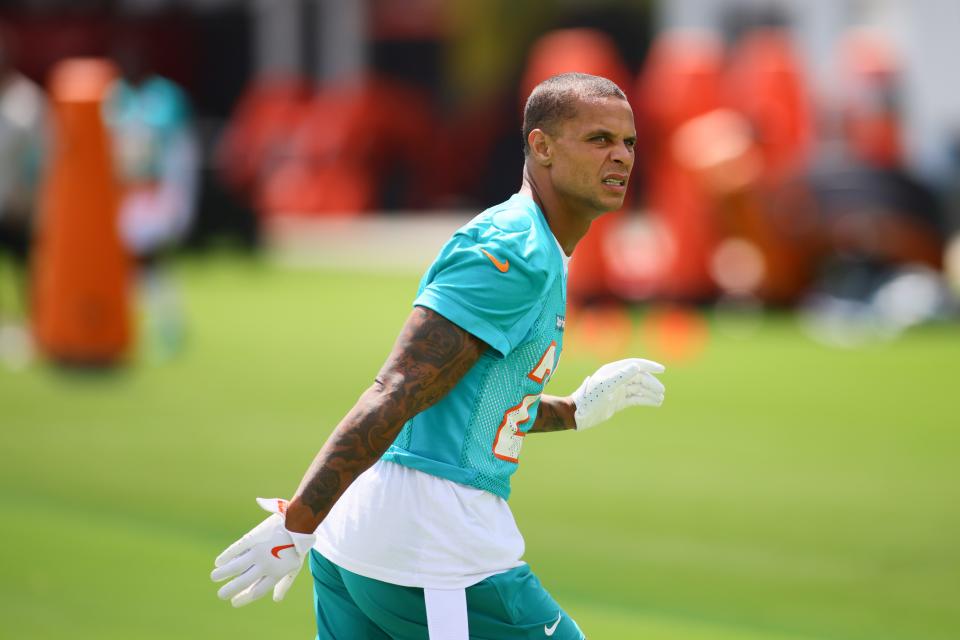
211;498;316;607
571;358;665;431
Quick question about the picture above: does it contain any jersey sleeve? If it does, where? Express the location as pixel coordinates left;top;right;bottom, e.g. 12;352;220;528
414;226;551;358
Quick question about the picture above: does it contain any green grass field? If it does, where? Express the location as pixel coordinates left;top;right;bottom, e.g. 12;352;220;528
1;254;958;639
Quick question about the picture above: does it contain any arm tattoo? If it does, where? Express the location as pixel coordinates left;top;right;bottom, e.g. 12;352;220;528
285;307;485;533
528;395;576;433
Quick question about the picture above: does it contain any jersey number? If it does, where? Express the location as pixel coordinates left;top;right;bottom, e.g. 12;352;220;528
492;342;557;463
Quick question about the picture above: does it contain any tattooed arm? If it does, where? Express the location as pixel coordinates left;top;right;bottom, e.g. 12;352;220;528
283;306;486;534
528;395;577;433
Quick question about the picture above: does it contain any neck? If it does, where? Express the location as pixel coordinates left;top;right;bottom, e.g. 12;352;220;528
519;164;591;257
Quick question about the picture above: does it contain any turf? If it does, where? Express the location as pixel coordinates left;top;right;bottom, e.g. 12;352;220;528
0;254;957;639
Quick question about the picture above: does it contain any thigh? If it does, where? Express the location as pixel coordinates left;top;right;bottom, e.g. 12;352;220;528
309;550;392;640
311;555;585;640
466;565;585;640
336;564;431;640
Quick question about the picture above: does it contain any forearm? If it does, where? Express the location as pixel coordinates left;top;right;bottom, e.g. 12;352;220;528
283;306;486;534
284;382;410;533
529;394;577;433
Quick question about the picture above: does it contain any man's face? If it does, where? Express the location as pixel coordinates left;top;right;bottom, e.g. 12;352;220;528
547;96;636;218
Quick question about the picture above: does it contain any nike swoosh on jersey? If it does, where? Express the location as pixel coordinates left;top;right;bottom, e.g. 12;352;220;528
545;611;562;636
481;249;510;272
270;544;295;559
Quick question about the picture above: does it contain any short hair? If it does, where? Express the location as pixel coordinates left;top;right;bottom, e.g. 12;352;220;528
522;72;627;155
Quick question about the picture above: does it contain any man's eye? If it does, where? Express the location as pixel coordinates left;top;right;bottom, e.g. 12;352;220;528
591;136;608;143
625;139;636;149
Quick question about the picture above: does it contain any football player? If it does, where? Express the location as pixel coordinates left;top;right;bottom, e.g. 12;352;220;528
212;72;665;639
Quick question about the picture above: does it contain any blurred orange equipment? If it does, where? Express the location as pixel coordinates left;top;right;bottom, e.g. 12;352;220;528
725;28;812;181
254;76;434;216
637;31;727;301
32;59;132;365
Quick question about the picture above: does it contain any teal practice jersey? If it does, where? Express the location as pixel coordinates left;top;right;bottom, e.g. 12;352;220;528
103;76;191;182
382;193;566;499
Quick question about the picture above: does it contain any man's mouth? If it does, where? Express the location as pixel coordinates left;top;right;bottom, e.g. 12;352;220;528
602;176;626;187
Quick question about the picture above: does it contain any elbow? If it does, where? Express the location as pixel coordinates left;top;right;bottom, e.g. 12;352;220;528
369;371;441;425
368;373;415;420
372;372;406;398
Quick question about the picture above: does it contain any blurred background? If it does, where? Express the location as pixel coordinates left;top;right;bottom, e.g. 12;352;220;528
0;1;958;639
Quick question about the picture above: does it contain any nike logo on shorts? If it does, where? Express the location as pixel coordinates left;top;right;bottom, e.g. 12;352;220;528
545;611;562;636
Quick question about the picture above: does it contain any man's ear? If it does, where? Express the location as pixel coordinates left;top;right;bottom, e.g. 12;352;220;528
528;129;553;166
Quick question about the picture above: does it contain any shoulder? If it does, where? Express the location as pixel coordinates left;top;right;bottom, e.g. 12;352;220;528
416;196;559;355
451;195;557;282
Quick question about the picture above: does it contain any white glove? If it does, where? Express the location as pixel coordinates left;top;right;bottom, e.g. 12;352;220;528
211;498;316;607
571;358;665;431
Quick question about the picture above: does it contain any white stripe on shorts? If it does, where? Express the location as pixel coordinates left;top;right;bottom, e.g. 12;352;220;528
424;587;468;640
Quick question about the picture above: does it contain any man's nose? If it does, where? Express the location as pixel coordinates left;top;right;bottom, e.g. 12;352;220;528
610;142;633;165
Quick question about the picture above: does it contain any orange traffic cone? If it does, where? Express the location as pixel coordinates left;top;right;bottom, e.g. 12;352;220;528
32;58;132;366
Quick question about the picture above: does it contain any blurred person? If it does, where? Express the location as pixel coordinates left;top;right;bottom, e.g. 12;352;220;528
103;39;198;360
818;27;944;268
798;29;951;341
942;132;960;295
0;27;45;367
211;73;666;639
804;140;949;337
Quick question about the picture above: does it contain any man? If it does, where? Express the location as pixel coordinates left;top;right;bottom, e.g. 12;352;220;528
212;73;665;639
104;38;199;360
0;28;45;368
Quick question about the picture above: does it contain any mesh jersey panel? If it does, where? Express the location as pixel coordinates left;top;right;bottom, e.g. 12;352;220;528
393;420;413;451
462;278;565;497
